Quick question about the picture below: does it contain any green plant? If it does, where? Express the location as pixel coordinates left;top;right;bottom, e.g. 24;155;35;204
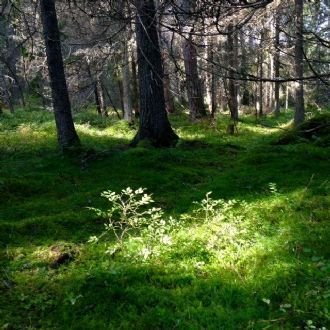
193;192;240;223
88;187;163;244
268;182;279;195
193;192;223;221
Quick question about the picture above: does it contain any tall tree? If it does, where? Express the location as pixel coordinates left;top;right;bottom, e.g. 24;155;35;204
122;39;133;122
294;0;305;125
180;0;207;119
40;0;80;149
273;10;281;116
132;0;178;146
227;24;239;120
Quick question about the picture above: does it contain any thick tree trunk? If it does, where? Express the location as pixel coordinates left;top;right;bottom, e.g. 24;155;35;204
294;0;305;126
180;0;206;119
227;24;239;120
40;0;80;149
160;30;175;114
132;0;178;147
182;36;207;119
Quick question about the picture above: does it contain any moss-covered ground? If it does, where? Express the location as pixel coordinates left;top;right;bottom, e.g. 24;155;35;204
0;109;329;329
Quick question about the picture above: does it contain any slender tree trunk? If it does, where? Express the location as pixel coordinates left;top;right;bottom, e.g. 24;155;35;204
285;84;289;110
116;73;125;117
132;0;178;147
103;83;121;119
240;30;249;107
274;13;281;116
122;40;133;122
206;35;217;117
294;0;305;126
227;24;239;120
94;80;102;115
0;72;14;112
131;47;140;118
267;53;274;113
96;77;108;117
40;0;80;149
257;31;264;117
87;63;107;117
6;23;21;109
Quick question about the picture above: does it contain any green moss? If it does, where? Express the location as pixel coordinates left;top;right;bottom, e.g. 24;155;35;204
0;109;329;329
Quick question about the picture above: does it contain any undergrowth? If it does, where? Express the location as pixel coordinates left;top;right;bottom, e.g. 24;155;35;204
0;108;329;329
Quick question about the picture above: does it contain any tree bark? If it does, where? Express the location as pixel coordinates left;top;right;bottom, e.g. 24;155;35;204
96;77;108;117
182;36;207;119
227;24;239;120
160;30;175;113
257;31;265;117
131;47;140;118
206;35;217;117
294;0;305;126
180;0;207;119
132;0;178;147
40;0;80;150
122;39;133;122
274;12;281;116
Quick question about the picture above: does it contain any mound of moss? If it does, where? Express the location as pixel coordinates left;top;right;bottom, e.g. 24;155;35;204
275;113;330;146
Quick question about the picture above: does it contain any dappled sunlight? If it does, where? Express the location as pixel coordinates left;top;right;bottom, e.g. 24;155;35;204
0;122;57;152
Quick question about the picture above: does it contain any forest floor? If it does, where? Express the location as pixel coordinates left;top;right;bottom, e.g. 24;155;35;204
0;108;329;329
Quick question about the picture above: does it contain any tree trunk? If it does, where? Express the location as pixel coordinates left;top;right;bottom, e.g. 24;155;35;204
131;47;140;118
206;35;217;117
160;30;175;113
122;40;133;122
6;23;21;109
132;0;178;147
86;63;107;117
96;77;108;117
285;84;289;110
240;30;249;107
40;0;80;150
180;0;206;119
274;13;281;116
94;80;102;116
182;36;207;119
116;73;125;118
227;24;239;120
257;31;264;117
294;0;305;126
